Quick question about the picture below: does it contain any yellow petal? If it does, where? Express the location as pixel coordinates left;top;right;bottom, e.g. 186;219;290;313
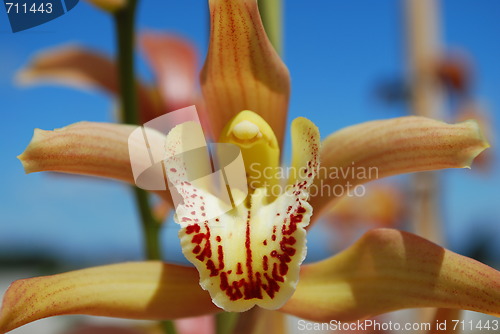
287;117;320;186
281;229;500;322
17;45;159;124
167;118;320;312
0;262;219;334
17;122;170;200
219;110;280;191
310;116;490;217
200;0;290;144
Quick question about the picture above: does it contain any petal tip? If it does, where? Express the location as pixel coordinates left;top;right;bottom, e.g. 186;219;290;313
460;119;491;169
14;68;35;87
17;128;49;174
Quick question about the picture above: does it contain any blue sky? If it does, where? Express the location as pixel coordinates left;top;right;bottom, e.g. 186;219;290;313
0;0;499;268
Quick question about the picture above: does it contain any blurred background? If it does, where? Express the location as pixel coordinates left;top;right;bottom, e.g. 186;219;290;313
0;0;499;333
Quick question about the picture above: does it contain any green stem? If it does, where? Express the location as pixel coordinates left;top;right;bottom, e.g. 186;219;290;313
113;2;176;334
114;0;163;262
133;187;162;260
216;312;239;334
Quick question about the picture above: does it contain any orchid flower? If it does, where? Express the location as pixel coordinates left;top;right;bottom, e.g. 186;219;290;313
17;31;200;125
1;0;499;333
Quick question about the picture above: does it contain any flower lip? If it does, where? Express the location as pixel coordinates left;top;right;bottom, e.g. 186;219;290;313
169;116;321;312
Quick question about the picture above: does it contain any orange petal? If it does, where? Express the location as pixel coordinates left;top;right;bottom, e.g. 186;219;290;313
17;45;119;92
140;32;198;112
17;122;170;200
200;0;290;144
310;116;489;216
17;45;159;124
324;183;405;228
281;229;500;322
0;262;219;334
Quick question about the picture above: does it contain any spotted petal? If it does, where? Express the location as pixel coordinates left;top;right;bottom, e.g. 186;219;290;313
0;262;218;334
166;117;319;312
281;229;500;322
310;116;490;217
201;0;290;144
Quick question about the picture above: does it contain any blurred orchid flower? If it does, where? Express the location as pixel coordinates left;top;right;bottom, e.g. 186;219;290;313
17;31;201;125
322;183;406;251
1;0;498;333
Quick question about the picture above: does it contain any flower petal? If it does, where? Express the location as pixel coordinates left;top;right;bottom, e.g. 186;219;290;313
17;46;118;92
167;118;319;312
17;46;159;123
17;122;170;200
0;262;218;334
281;229;500;322
200;0;290;144
310;116;490;216
140;32;198;112
324;183;405;228
455;102;494;172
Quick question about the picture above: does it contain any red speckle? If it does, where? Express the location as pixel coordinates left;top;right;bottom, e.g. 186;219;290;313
297;206;307;214
216;236;221;242
263;240;267;245
236;263;243;275
185;224;200;234
170;168;177;172
192;234;205;244
263;256;268;271
207;260;218;276
217;245;225;270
